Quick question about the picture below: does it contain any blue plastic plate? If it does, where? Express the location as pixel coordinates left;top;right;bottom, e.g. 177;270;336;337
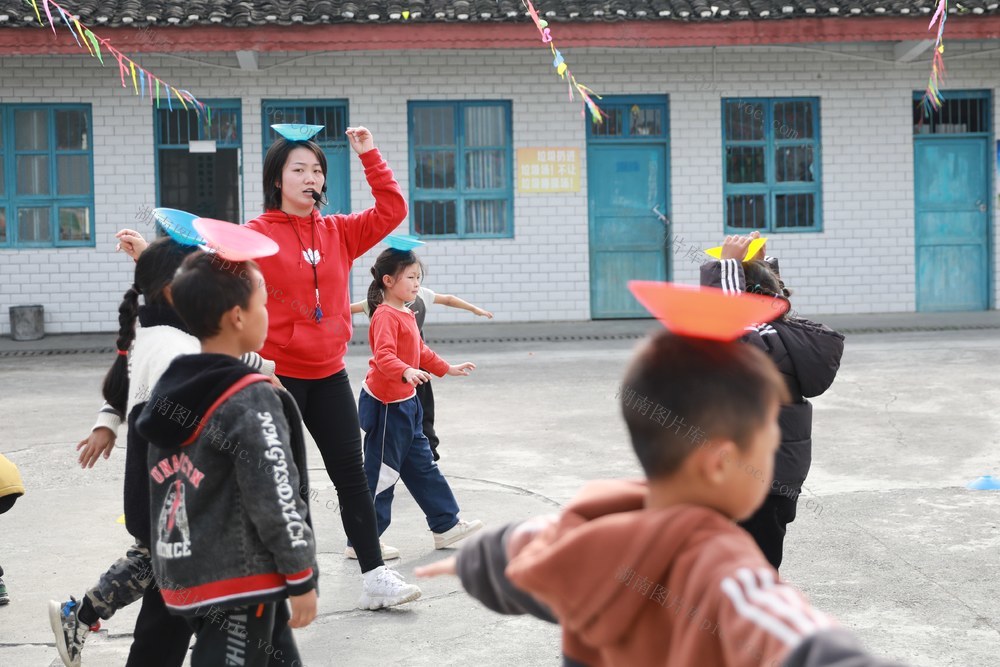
271;124;324;141
152;208;204;246
385;234;426;251
966;475;1000;490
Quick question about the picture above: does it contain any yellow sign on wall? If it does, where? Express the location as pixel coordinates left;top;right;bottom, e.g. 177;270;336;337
516;148;581;193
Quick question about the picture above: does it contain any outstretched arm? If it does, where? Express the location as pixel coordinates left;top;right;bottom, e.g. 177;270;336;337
434;293;493;319
416;521;557;623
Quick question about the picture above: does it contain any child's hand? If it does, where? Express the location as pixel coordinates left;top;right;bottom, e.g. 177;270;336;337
720;234;753;261
447;362;476;377
414;555;457;579
403;368;432;386
77;427;116;468
115;228;148;261
346;126;375;154
288;589;318;628
473;307;494;319
269;375;286;390
507;514;559;560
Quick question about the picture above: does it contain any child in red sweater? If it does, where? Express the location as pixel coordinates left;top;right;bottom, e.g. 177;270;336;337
354;248;483;568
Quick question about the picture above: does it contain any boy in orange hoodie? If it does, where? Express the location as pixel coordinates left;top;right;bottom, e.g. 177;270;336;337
417;291;905;667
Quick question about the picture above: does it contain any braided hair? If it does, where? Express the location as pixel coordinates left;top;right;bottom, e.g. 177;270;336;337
100;238;197;414
742;260;792;319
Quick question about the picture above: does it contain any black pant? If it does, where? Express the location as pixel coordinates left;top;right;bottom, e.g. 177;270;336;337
415;377;439;460
279;370;384;572
739;493;798;570
187;601;299;667
126;583;192;667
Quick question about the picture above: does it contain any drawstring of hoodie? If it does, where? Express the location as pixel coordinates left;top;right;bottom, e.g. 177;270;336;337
285;211;324;323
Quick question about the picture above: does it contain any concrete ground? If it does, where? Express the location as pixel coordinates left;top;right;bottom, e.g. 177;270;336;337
0;320;998;666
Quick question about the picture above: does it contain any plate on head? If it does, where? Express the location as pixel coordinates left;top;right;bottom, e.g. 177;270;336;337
386;234;426;251
628;280;787;341
152;208;205;246
271;124;324;142
193;218;279;261
704;237;767;262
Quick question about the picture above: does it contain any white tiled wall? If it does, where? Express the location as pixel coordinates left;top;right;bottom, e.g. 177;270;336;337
1;40;998;334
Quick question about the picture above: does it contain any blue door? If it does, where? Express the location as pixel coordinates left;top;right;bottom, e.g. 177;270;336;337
913;94;991;311
587;98;670;319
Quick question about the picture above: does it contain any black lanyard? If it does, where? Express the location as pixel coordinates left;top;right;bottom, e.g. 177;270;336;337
286;212;323;323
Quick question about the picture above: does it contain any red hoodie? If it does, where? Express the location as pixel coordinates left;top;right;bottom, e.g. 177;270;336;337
506;480;835;667
363;303;450;403
246;149;406;379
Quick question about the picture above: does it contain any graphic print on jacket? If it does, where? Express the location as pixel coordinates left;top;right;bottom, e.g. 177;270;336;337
257;410;310;549
156;480;192;559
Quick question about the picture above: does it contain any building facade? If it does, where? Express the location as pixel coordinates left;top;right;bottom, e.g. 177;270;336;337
1;3;998;334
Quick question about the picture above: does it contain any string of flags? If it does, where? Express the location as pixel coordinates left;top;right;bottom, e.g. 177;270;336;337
520;0;606;124
921;0;948;114
22;0;211;120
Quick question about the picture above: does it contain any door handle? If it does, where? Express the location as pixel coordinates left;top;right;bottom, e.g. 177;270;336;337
976;200;988;213
652;204;670;225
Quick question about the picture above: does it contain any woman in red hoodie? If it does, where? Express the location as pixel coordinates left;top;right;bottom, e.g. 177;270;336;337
246;126;421;609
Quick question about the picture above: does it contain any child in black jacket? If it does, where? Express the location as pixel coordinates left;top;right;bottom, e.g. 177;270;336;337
701;232;844;569
137;251;317;667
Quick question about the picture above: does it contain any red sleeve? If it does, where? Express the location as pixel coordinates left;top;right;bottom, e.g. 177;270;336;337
419;341;451;377
371;310;410;382
338;149;407;260
715;566;835;667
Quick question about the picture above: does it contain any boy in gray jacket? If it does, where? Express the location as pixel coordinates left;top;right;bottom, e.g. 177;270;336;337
137;251;317;667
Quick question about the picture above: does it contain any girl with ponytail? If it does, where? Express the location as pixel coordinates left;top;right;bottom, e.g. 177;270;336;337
352;248;483;565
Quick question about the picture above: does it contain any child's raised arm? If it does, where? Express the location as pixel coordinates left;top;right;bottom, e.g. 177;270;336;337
350;300;366;315
434;293;493;319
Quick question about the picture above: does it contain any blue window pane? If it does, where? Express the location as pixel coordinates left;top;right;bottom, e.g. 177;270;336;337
413;107;455;147
58;155;91;195
465;150;506;189
465;200;506;235
726;195;766;230
59;206;91;241
17;155;49;195
56;110;89;150
415;151;456;190
726;146;765;184
773;102;813;140
0;209;6;243
15;110;48;150
775;146;814;183
414;200;456;235
774;194;815;229
464;106;506;146
725;101;765;141
18;207;51;242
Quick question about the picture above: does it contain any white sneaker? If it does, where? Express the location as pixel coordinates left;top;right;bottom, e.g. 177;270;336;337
358;566;422;610
345;541;400;561
433;519;484;549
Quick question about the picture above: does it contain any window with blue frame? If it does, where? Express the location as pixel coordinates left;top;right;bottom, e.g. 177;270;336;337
722;98;821;232
262;101;350;215
0;105;94;248
408;101;513;238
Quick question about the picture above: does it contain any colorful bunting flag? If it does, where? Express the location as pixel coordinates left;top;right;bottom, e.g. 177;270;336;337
22;0;209;116
520;0;606;124
921;0;948;114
